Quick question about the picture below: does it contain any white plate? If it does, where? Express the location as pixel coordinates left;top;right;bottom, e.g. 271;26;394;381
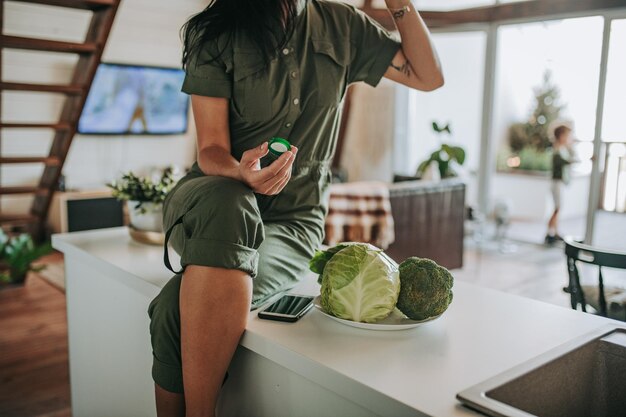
313;296;441;331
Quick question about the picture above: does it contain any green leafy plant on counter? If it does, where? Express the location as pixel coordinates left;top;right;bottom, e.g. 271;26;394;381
417;122;466;179
107;167;176;214
0;229;53;284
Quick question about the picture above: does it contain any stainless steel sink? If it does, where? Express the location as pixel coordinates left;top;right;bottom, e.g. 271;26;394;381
457;325;626;417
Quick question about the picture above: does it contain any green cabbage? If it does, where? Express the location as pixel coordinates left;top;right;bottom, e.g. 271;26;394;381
319;243;400;323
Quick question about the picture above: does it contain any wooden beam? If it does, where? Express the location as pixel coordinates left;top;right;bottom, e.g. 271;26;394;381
1;35;98;54
8;0;115;11
0;82;84;95
0;156;61;165
363;0;626;30
0;213;39;224
1;0;3;191
0;122;72;130
0;186;48;195
33;1;121;225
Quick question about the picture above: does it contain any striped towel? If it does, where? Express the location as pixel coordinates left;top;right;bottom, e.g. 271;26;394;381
324;181;395;249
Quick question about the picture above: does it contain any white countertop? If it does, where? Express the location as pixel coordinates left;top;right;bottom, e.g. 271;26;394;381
53;227;614;417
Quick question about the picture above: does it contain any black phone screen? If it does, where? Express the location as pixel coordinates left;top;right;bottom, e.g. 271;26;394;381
258;294;315;322
263;295;314;315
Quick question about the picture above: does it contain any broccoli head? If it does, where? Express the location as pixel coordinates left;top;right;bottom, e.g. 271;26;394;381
397;257;454;320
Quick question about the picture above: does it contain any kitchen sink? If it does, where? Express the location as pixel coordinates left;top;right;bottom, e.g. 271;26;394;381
457;325;626;417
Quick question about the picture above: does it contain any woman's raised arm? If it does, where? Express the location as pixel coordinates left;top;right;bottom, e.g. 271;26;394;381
382;1;444;91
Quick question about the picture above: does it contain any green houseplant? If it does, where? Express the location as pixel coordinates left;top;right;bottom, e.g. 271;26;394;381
417;122;466;179
0;229;53;284
107;167;176;232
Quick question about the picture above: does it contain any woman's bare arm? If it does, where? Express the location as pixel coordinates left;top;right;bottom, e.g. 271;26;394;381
190;95;297;195
382;1;444;91
191;95;240;178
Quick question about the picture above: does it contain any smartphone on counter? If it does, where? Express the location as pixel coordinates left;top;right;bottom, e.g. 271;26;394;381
257;294;315;322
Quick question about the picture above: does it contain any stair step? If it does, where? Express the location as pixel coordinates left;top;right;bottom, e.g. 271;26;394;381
0;214;39;224
1;35;98;54
0;186;48;195
0;157;61;165
8;0;116;10
0;82;83;95
0;122;72;130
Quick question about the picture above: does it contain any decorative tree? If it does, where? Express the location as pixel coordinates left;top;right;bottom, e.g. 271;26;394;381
508;70;565;153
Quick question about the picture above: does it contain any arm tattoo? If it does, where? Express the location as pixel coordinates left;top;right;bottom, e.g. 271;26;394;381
391;9;407;20
390;60;412;77
390;5;411;20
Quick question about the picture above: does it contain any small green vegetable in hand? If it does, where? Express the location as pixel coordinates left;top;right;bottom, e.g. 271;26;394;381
397;257;454;321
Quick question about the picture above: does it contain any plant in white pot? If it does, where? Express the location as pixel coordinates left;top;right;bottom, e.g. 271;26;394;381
107;167;176;233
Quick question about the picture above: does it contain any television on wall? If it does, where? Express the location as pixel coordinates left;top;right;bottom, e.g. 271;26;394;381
78;63;189;135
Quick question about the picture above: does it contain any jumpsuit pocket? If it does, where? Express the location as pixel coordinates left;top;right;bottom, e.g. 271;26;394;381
311;38;351;107
232;48;272;122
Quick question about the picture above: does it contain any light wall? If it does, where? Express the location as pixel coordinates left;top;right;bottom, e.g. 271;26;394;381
340;80;397;183
395;31;486;208
2;0;203;213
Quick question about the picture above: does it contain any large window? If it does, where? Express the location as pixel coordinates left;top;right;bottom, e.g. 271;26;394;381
601;19;626;212
493;16;604;175
602;19;626;142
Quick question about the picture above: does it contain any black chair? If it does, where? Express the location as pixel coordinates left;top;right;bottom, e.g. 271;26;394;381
564;237;626;321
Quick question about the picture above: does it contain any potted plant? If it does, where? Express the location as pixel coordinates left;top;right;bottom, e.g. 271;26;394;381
417;122;466;179
107;167;176;233
0;229;53;285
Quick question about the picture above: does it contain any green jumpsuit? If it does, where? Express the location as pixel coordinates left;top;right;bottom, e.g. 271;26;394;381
148;0;401;394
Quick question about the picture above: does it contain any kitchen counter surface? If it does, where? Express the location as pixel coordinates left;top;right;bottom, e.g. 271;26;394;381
53;227;614;417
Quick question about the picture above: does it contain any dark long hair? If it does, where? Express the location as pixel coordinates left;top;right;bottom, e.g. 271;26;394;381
181;0;300;68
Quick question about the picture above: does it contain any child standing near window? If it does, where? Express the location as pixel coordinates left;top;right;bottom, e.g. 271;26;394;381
545;124;573;244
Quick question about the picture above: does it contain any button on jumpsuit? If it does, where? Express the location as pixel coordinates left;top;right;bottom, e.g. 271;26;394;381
148;0;401;394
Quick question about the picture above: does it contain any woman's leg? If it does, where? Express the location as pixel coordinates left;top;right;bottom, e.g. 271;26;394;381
150;175;264;414
179;265;252;417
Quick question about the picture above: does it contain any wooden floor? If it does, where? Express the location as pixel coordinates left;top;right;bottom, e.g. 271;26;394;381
0;252;71;417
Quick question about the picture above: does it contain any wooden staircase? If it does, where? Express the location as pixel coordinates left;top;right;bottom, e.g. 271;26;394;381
0;0;121;240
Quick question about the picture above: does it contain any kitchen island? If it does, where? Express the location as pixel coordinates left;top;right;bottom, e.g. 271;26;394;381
52;227;615;417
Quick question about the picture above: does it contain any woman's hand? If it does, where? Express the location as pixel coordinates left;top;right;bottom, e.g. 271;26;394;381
238;142;298;195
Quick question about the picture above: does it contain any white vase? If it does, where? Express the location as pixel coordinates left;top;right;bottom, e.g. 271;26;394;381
127;201;163;232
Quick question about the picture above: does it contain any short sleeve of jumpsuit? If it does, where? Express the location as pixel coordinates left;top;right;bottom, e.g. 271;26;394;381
147;0;401;394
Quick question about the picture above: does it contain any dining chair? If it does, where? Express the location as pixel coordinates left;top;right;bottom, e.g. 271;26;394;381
563;237;626;321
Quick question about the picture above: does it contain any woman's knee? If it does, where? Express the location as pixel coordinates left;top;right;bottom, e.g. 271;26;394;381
180;176;264;248
147;274;184;394
148;274;182;356
174;176;260;233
